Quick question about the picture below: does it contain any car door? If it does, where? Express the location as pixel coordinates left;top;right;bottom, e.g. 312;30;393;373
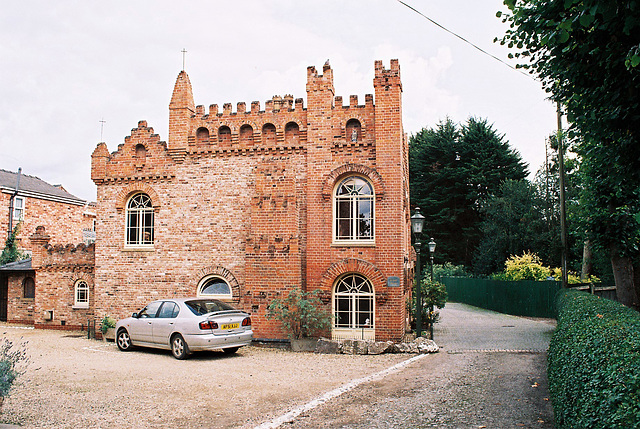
152;301;180;346
129;301;162;344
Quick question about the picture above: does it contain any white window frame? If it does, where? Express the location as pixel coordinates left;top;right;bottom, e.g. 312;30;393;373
332;273;375;340
12;196;24;221
74;280;89;308
124;193;154;249
333;176;375;245
197;276;233;301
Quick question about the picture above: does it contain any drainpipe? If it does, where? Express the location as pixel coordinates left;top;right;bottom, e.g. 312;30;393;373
7;167;22;239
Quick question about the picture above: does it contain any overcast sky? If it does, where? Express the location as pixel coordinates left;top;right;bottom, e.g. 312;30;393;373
1;1;556;202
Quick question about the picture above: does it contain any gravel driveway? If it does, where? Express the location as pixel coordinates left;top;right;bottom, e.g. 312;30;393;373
0;304;555;428
0;327;408;429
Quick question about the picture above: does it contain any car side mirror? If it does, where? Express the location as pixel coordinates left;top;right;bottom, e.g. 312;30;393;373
132;312;138;318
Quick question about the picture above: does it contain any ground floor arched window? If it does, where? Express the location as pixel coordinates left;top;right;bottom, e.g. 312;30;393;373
197;276;232;301
332;273;375;340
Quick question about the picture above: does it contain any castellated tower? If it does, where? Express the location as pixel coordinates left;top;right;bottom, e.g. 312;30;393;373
90;60;412;342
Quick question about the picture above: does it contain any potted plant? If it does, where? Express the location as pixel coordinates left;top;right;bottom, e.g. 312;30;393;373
266;288;332;351
100;316;116;341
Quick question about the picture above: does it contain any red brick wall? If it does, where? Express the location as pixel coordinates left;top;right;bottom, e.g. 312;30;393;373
0;192;94;254
91;60;412;341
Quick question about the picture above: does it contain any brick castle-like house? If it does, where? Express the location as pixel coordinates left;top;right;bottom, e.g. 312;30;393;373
6;59;413;342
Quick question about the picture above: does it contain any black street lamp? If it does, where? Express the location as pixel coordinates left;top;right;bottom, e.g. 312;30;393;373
428;238;436;340
411;208;425;338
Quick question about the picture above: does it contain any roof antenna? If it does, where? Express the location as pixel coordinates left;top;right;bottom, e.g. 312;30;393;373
181;48;187;71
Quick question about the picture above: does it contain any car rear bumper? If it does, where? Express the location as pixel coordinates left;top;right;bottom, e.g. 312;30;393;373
184;331;253;351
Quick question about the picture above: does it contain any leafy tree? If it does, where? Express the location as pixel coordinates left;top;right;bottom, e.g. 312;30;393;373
410;117;527;268
474;179;547;275
0;223;25;266
498;0;640;307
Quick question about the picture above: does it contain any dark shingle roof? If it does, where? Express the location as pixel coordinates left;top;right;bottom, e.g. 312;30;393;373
0;258;32;271
0;169;85;205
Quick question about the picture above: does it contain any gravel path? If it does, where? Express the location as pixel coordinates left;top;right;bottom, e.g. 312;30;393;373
0;303;556;428
270;303;556;428
0;328;407;429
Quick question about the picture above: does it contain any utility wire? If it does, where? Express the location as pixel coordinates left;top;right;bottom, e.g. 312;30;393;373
396;0;534;81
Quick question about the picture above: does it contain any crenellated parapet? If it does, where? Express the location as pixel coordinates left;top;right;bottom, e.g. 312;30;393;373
29;226;94;272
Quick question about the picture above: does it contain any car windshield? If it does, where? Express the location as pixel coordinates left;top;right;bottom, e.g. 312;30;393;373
185;299;237;316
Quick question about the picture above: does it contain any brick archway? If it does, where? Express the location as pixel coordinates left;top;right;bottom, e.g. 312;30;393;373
319;258;386;293
115;183;161;213
194;266;241;304
321;164;385;200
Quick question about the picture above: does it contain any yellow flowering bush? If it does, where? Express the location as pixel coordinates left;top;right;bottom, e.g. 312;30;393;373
502;252;551;281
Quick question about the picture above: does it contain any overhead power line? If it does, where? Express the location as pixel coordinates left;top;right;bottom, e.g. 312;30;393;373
396;0;533;80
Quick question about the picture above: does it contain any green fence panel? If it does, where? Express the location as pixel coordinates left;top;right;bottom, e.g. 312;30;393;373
441;277;561;318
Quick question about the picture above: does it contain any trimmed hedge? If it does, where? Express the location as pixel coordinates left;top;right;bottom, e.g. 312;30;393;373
548;290;640;428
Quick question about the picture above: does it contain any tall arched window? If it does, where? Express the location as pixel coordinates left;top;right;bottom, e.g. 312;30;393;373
333;273;375;340
197;276;232;301
125;193;154;246
334;176;374;242
74;280;89;308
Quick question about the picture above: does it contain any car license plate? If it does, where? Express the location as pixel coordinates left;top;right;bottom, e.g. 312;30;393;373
221;323;239;330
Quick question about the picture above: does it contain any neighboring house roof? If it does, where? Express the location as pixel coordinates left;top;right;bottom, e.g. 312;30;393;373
0;169;86;206
0;258;32;271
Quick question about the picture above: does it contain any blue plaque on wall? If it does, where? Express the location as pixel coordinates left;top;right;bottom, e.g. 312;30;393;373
387;276;400;288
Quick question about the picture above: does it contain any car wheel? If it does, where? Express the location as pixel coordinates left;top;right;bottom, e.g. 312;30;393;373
223;347;239;355
171;334;189;360
116;329;133;351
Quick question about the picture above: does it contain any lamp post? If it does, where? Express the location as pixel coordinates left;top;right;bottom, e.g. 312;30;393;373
428;238;436;340
411;208;425;338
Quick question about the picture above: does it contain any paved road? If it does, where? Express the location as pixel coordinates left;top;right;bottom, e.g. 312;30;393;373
284;303;556;428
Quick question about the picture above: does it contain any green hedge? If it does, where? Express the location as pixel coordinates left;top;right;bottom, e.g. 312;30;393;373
549;290;640;428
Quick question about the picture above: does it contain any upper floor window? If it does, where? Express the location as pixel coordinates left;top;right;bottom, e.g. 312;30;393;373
23;277;35;299
334;176;374;243
13;196;24;220
74;280;89;308
125;193;154;247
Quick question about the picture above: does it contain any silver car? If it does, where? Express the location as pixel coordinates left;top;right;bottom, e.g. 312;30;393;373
115;298;253;359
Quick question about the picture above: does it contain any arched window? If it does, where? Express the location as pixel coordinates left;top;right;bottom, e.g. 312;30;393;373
346;119;362;142
196;127;210;144
218;126;231;145
74;280;89;308
239;124;253;143
334;176;374;242
23;277;35;299
262;123;276;144
333;273;375;340
284;122;299;143
125;193;154;247
198;276;232;300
